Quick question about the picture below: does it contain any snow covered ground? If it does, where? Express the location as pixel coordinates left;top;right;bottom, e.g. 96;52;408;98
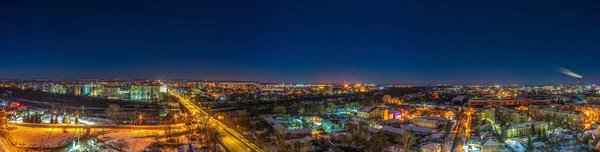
100;129;158;152
9;126;84;146
99;129;190;152
506;139;525;152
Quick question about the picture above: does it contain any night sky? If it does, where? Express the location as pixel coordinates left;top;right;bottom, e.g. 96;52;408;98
1;0;600;85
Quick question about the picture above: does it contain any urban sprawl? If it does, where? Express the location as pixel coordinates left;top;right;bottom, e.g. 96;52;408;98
0;79;599;152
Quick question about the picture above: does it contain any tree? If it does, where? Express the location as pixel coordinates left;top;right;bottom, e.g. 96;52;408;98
526;136;534;152
236;112;249;128
366;131;388;152
113;139;129;151
73;110;80;124
345;121;369;149
315;105;325;115
395;131;417;150
530;124;536;136
326;102;337;113
344;103;352;110
305;105;314;114
382;95;392;103
206;127;222;151
105;104;121;124
350;102;360;110
273;106;287;115
298;107;305;115
145;142;162;152
539;128;547;142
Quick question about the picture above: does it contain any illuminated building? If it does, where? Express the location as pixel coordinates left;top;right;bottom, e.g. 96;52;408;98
469;96;550;107
410;118;439;128
420;143;441;152
383;95;404;105
357;107;372;119
587;96;600;105
357;106;403;120
369;107;387;119
503;121;548;138
573;105;600;129
528;105;584;130
496;107;528;125
477;109;495;122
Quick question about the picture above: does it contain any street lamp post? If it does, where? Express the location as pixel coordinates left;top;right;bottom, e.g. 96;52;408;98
132;113;144;152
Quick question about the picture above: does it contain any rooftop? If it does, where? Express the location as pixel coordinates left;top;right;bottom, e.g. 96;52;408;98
482;139;500;147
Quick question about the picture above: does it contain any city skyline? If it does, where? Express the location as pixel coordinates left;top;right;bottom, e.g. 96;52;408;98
2;0;600;84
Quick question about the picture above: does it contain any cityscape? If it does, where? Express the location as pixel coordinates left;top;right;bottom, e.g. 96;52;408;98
0;79;599;152
3;0;600;152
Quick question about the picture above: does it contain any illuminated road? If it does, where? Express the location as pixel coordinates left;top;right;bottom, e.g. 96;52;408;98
0;137;9;152
220;129;252;152
10;123;186;130
161;81;262;152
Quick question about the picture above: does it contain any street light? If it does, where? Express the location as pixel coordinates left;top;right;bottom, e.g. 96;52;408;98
137;113;145;125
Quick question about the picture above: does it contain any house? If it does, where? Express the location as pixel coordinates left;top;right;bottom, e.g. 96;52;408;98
388;146;408;152
284;136;313;152
410;118;439;128
380;126;406;136
399;125;432;135
481;139;500;152
420;143;441;152
358;107;373;119
369;107;387;119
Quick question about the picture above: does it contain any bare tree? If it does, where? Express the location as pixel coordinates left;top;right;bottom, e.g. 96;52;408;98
113;139;129;151
345;122;369;149
145;142;162;152
105;104;121;124
395;131;416;150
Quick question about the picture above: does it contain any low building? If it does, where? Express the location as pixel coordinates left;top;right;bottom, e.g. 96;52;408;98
399;125;432;135
263;117;312;139
477;109;495;122
575;105;600;123
504;121;548;138
481;139;500;152
283;136;313;152
528;105;585;130
420;143;441;152
496;106;528;125
587;96;600;105
410;118;439;128
369;107;386;119
358;107;373;119
469;97;550;107
380;126;406;136
359;106;404;120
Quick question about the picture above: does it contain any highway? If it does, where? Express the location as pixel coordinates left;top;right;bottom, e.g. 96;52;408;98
161;81;262;152
220;129;252;152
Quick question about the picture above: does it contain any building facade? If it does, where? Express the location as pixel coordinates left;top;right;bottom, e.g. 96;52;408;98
504;121;548;138
410;118;439;128
496;107;528;125
469;97;550;107
528;105;585;130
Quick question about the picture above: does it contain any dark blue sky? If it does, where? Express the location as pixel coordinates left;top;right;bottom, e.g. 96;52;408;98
1;0;599;84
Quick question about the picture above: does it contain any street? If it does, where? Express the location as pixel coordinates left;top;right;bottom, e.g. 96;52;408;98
162;82;262;152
